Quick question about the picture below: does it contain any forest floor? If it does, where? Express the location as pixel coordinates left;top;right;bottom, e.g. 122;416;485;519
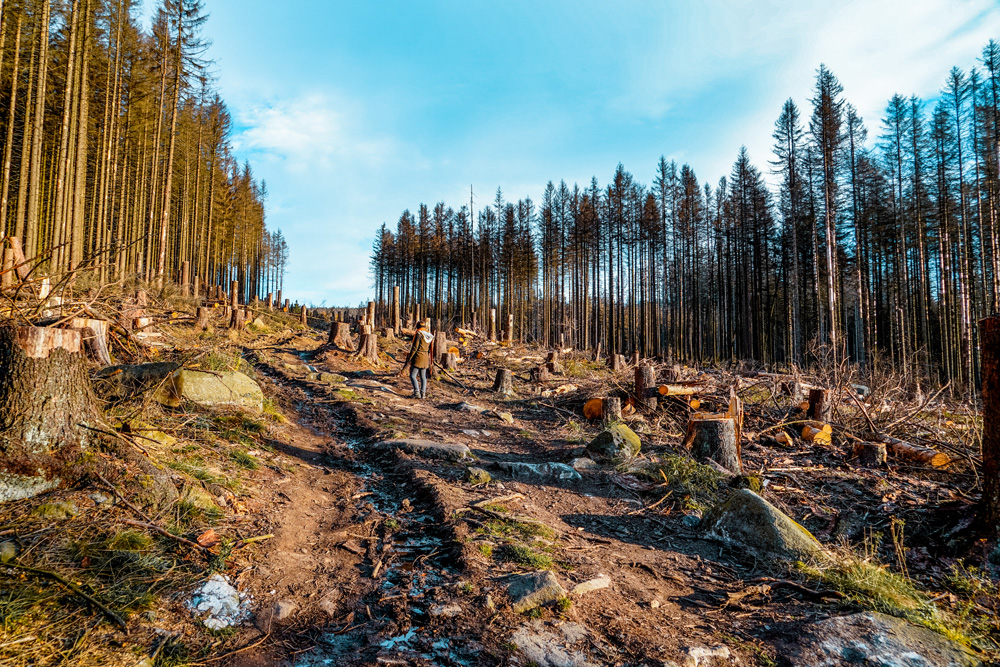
1;294;998;667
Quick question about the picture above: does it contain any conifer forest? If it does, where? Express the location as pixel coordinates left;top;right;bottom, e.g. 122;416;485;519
372;42;1000;393
0;0;286;301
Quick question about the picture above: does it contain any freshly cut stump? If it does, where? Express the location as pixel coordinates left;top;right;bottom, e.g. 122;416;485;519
684;417;742;473
808;388;831;422
330;322;354;351
635;365;657;413
493;369;514;395
0;325;93;500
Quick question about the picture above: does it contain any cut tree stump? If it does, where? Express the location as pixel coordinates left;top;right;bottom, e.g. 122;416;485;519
443;352;458;371
604;396;622;422
0;324;94;500
355;325;380;365
683;417;742;473
489;308;497;342
381;327;395;341
66;318;112;366
609;354;625;372
531;365;551;383
195;307;210;331
808;388;831;422
435;331;447;365
853;442;887;466
635;365;657;413
331;322;354;350
301;306;308;326
230;307;245;330
493;369;513;395
546;351;564;374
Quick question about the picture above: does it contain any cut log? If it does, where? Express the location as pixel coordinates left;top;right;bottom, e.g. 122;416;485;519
683;417;742;474
801;426;832;445
66;318;112;366
879;435;950;468
853;442;887;467
583;398;603;421
807;388;831;422
604;397;622;422
657;384;707;396
0;324;94;500
689;398;701;410
609;353;625;372
230;307;245;330
635;365;657;413
443;352;458;371
195;307;210;331
492;368;513;395
331;322;354;351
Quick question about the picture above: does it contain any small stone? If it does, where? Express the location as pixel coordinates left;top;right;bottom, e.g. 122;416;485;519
680;645;730;667
0;541;16;563
503;570;566;613
586;424;642;462
320;373;347;384
456;402;486;414
681;513;701;528
464;467;492;485
571;457;598;471
570;574;611;596
89;492;112;506
494;411;515;424
650;599;661;609
428;603;463;617
273;600;297;621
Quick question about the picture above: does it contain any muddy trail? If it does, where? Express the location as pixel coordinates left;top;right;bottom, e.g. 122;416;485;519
225;330;845;667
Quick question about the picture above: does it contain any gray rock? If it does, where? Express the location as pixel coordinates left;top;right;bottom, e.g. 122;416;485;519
273;600;297;621
678;645;732;667
509;620;597;667
586;424;641;462
781;612;980;667
0;541;15;563
570;457;598;472
570;574;611;596
701;489;825;560
320;373;347;384
464;467;492;485
156;370;264;412
456;402;487;414
0;473;61;503
378;439;472;461
495;461;582;483
681;513;702;528
503;570;566;613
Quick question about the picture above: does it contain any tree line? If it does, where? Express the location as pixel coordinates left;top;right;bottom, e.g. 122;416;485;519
0;0;286;302
371;40;1000;392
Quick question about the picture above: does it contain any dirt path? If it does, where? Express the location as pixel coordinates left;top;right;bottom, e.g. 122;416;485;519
216;332;825;667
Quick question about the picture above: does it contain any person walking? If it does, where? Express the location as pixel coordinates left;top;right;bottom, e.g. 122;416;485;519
402;320;434;398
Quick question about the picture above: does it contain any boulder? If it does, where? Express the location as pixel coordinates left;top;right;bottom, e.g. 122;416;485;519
320;373;347;384
186;574;249;631
377;439;472;461
570;574;611;596
701;489;825;561
780;612;980;667
503;570;566;613
456;402;487;414
509;620;597;667
586;424;641;462
495;461;582;484
464;467;492;485
156;370;264;412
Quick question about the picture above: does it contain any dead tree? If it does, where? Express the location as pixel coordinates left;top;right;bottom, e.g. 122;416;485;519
392;285;401;333
489;308;497;342
635;365;657;413
684;417;741;473
981;315;1000;533
0;325;94;500
506;313;514;344
493;368;513;395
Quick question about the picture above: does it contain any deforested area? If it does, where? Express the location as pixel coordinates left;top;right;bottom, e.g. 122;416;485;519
3;1;1000;666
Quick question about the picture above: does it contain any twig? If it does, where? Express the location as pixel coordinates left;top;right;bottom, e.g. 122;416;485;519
93;472;150;521
4;561;128;631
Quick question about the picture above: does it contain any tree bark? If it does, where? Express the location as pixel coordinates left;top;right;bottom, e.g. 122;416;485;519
392;285;401;333
195;307;210;331
853;442;887;467
684;417;741;473
355;325;379;365
66;318;111;366
635;365;657;413
331;322;354;350
604;396;622;422
808;388;831;422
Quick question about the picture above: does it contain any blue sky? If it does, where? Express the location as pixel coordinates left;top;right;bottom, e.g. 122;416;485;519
144;0;1000;306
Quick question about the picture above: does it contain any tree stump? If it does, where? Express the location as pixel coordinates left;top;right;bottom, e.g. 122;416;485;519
355;325;380;365
230;307;245;330
604;396;622;423
196;307;210;331
0;325;95;500
67;318;112;366
301;306;308;327
444;352;458;371
632;351;640;367
531;365;551;383
853;441;887;467
381;327;395;341
331;322;354;350
666;364;682;383
684;417;742;473
435;331;447;365
609;354;624;372
635;365;657;413
808;388;831;422
493;368;513;395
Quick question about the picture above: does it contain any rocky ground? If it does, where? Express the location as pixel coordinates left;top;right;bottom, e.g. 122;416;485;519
0;300;997;667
